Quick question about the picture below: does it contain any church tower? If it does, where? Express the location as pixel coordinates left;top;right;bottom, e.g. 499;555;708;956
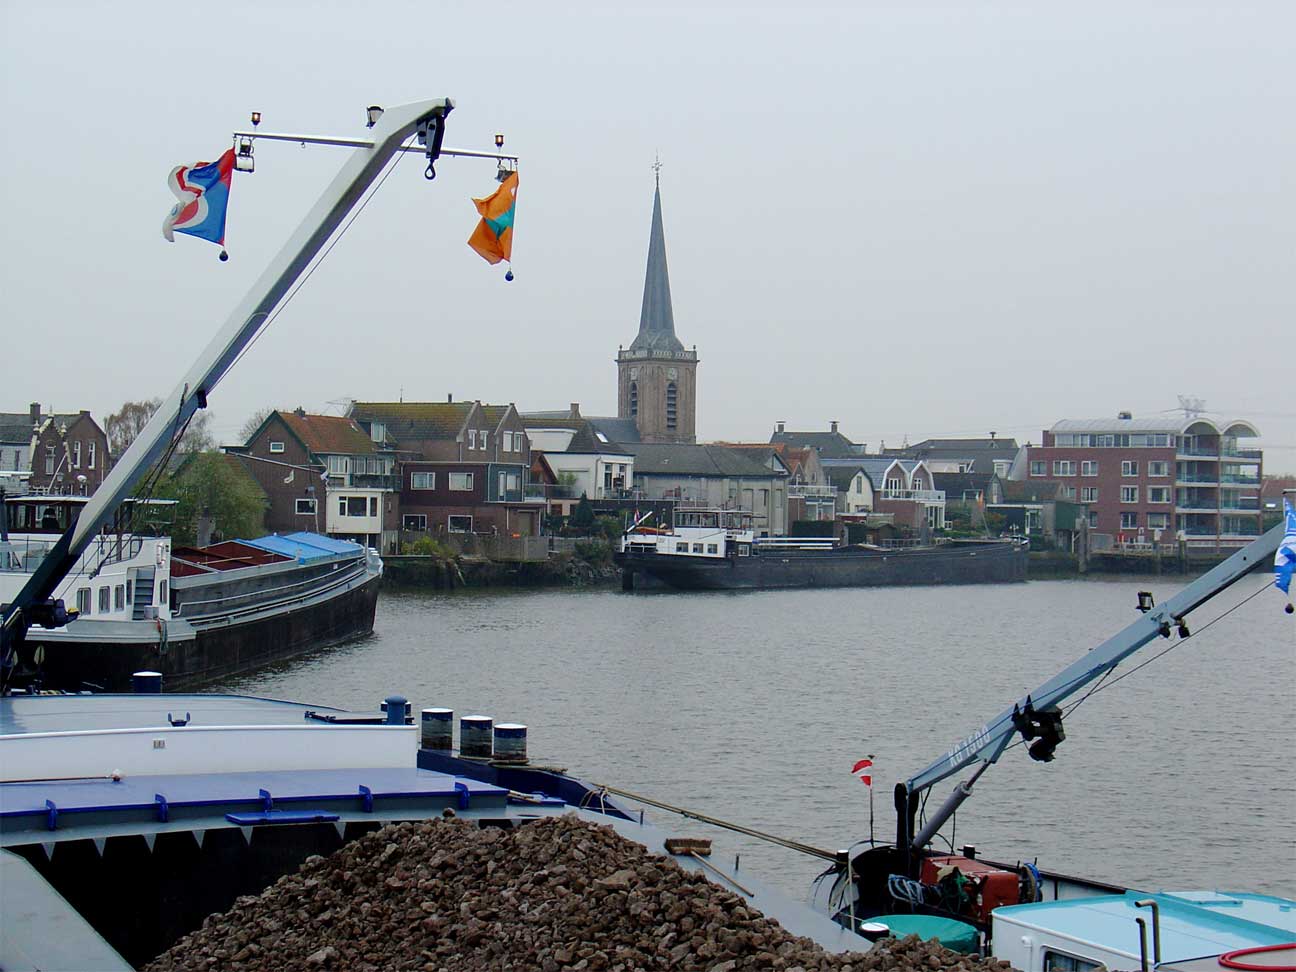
617;173;698;444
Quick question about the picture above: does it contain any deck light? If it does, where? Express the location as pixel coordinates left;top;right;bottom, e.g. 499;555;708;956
1136;591;1154;613
235;137;255;173
250;111;261;127
495;133;504;148
366;105;385;128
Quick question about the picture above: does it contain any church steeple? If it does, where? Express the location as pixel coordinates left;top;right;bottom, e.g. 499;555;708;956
630;179;684;353
617;171;699;445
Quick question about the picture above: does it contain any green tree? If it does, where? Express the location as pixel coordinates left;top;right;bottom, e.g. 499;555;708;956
569;493;595;533
154;452;267;545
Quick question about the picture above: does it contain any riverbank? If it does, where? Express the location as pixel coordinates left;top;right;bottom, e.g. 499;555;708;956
383;551;620;589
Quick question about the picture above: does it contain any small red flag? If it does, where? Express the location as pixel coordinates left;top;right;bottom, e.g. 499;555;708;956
852;758;873;786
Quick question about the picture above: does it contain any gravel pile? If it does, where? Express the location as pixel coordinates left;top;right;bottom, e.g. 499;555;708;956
146;814;1019;972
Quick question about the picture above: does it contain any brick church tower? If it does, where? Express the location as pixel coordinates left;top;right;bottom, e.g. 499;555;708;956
616;175;698;444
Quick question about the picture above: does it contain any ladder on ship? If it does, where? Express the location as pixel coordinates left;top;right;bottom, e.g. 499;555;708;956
131;568;155;620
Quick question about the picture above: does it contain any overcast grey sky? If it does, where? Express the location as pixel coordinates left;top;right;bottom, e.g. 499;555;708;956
2;2;1292;470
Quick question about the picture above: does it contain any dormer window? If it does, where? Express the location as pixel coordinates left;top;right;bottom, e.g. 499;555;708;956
269;441;285;454
370;421;386;443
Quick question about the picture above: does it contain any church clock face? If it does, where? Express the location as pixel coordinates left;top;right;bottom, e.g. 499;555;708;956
667;368;677;380
629;367;639;380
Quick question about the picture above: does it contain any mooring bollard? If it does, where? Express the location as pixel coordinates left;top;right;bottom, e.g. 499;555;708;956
421;708;453;749
382;696;409;726
460;715;493;758
493;723;528;762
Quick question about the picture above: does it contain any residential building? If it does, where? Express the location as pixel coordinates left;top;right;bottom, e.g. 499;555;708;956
882;436;1018;479
766;444;836;522
522;407;634;514
624;443;789;537
228;409;399;551
769;420;866;459
820;456;945;529
349;400;541;540
1014;413;1263;546
15;406;111;495
616;177;699;444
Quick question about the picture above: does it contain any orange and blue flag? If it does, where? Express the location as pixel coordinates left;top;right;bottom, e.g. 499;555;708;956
163;149;236;247
468;170;518;265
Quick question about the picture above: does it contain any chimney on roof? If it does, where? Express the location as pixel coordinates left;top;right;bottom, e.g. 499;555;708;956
569;403;581;418
29;402;40;424
294;407;306;417
776;421;785;434
447;393;453;403
830;420;839;434
1118;411;1132;420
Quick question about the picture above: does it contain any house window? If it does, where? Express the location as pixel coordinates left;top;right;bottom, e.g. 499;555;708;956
98;587;110;612
1060;485;1076;500
370;422;386;443
1120;511;1139;530
1053;460;1076;476
502;432;513;452
448;515;473;533
73;441;81;468
449;472;474;491
1148;461;1169;477
1088;511;1099;528
269;441;285;454
114;585;125;610
412;472;435;490
1147;486;1171;504
76;588;91;615
666;382;678;430
630;382;638;417
403;514;427;531
1081;487;1099;502
345;496;367;516
45;444;55;474
88;441;96;469
481;431;489;450
468;430;477;450
1029;460;1045;477
1081;461;1098;476
338;497;347;517
369;497;378;517
295;498;317;515
1148;512;1170;531
1121;486;1139;503
1122;460;1138;477
327;455;349;476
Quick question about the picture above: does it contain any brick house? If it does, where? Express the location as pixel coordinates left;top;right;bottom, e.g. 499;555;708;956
349;400;542;539
19;405;111;495
227;409;400;551
1012;414;1263;547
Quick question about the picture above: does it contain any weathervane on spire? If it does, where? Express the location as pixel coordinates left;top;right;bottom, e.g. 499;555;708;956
652;153;662;187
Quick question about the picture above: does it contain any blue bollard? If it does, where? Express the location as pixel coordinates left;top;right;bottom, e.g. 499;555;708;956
383;695;408;726
132;671;163;693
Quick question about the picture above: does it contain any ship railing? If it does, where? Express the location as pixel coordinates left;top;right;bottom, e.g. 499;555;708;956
173;557;370;623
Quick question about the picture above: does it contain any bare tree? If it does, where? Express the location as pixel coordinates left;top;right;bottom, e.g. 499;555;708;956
238;407;275;443
105;398;214;460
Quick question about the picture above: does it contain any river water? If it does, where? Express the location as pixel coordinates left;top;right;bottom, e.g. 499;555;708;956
216;575;1296;901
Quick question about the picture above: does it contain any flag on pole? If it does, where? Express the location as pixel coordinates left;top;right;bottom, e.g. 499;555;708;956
468;170;518;265
1275;497;1296;595
163;149;236;249
851;758;873;786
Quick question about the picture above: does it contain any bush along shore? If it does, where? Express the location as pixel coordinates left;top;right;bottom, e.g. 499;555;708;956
385;534;622;590
146;814;1018;972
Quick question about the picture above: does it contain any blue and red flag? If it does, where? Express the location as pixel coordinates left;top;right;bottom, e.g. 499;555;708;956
163;149;235;248
1275;497;1295;597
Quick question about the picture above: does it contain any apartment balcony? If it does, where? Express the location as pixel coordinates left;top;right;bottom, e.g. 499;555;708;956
1175;475;1220;486
1221;448;1262;461
1219;474;1260;485
1176;448;1219;460
881;488;946;503
789;484;838;499
1220;500;1260;512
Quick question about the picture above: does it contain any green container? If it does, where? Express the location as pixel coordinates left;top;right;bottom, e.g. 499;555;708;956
870;914;980;953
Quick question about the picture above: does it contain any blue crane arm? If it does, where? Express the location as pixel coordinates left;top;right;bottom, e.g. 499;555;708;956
904;523;1283;801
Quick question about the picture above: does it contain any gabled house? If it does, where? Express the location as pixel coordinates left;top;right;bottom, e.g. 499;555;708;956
522;406;635;515
624;443;789;537
13;405;111;496
227;409;399;551
820;456;945;529
770;420;866;459
350;400;543;540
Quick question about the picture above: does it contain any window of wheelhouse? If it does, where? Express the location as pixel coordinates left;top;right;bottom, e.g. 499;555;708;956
666;382;677;430
630;382;638;417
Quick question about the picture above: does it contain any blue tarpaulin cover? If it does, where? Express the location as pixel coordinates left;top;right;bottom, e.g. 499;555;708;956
244;532;363;563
